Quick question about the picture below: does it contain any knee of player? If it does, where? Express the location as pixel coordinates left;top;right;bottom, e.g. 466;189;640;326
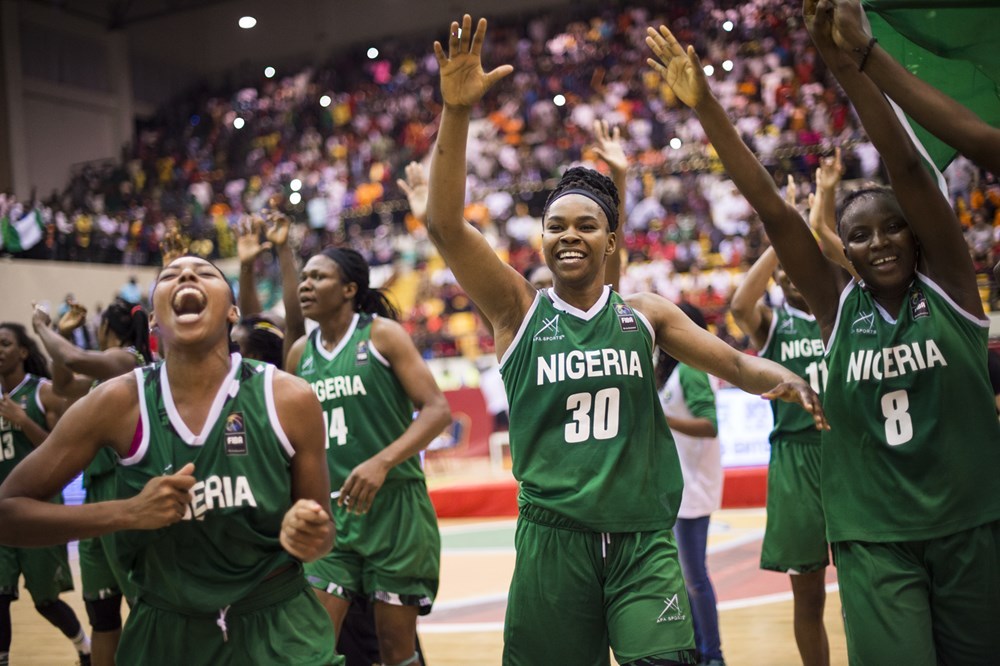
84;596;123;632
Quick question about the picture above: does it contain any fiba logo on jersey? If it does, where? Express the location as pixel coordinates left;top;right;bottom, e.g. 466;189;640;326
355;341;370;366
533;315;565;342
614;303;638;332
224;412;248;455
909;288;930;320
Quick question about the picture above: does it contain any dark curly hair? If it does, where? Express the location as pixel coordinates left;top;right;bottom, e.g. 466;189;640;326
543;166;620;231
320;247;400;320
0;322;51;379
102;298;152;364
236;315;285;369
836;186;898;238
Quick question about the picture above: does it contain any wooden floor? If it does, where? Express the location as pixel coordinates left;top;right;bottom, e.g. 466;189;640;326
9;514;848;665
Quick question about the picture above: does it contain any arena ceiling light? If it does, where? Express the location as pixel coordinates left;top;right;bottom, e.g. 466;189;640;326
290;179;302;192
238;16;257;29
367;47;379;60
669;138;682;150
264;66;276;78
703;64;715;77
723;20;734;32
233;117;245;129
553;94;566;107
319;95;332;107
289;192;302;205
722;60;734;72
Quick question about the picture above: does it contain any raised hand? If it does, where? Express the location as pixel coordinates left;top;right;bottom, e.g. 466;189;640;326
125;462;197;529
31;303;51;331
785;174;798;207
280;499;333;561
57;302;88;336
433;15;513;109
160;223;188;266
762;380;830;431
236;215;269;265
645;25;709;110
592;120;628;179
262;210;290;248
816;147;844;192
397;161;429;223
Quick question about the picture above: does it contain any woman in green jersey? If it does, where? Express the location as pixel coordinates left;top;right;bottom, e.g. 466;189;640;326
426;16;826;666
285;246;450;666
0;323;92;666
647;4;1000;661
0;255;339;665
31;297;151;666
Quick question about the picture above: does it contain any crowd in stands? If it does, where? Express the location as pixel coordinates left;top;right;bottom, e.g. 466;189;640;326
4;0;1000;357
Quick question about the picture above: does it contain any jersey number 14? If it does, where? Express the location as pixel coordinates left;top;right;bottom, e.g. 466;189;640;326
323;407;348;448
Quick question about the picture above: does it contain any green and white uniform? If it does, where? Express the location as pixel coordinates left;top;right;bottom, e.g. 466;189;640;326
0;375;73;604
80;346;144;604
298;315;439;613
500;287;695;666
111;354;338;665
824;275;1000;664
757;305;827;574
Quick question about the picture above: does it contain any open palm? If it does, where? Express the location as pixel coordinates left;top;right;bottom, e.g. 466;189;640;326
645;26;706;109
434;15;513;108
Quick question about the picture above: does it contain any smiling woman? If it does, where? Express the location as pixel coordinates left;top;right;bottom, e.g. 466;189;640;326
0;254;343;665
424;15;826;666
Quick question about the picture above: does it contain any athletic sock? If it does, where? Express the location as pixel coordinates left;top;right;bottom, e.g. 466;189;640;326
72;627;92;654
0;651;8;666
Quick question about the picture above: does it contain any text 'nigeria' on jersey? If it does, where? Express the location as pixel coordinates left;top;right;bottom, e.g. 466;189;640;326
536;349;644;386
780;338;825;362
183;474;257;521
309;375;368;401
846;340;946;383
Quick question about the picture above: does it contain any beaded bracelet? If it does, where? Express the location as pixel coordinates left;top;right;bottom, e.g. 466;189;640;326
856;36;878;73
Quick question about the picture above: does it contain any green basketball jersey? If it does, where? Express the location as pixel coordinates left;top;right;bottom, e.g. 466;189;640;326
111;354;299;613
823;275;1000;542
0;374;48;482
295;314;421;488
84;346;146;489
500;287;683;532
759;305;824;445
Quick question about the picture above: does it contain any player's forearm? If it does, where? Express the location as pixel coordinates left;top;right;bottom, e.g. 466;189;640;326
732;353;801;396
427;105;472;243
373;399;452;469
278;243;305;342
731;247;778;324
238;261;262;317
0;497;133;547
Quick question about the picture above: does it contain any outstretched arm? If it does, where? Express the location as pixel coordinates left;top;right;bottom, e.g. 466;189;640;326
426;15;531;356
830;0;1000;174
809;148;859;279
32;308;136;383
730;246;777;349
592;119;628;292
646;25;846;337
236;215;265;317
809;0;981;316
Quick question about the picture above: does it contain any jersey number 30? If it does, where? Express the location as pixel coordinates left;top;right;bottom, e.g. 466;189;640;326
565;389;621;443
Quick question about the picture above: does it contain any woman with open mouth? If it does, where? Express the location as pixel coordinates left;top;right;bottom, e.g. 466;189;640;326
0;255;341;665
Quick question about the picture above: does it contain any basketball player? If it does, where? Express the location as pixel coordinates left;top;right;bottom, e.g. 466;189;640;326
427;16;826;665
647;10;1000;661
287;247;450;666
0;255;340;665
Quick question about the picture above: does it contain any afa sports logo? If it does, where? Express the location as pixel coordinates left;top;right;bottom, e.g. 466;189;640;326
777;316;797;335
656;593;686;623
851;310;877;336
533;315;565;342
299;355;316;376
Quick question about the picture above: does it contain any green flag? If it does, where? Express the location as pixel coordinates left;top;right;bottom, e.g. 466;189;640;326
0;209;45;253
863;0;1000;171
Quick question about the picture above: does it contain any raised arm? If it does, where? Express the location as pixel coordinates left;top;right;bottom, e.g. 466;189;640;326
272;370;333;562
632;292;828;430
808;0;981;315
236;215;265;317
809;148;859;279
646;25;846;336
426;15;532;354
0;377;196;546
337;318;452;515
830;0;1000;174
397;161;429;225
592;119;629;292
730;246;778;349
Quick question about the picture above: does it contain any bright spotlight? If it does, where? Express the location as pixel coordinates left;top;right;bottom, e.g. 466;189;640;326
264;66;275;78
367;47;379;60
238;16;257;29
703;65;715;77
722;60;734;72
723;20;734;32
319;95;332;108
289;192;302;205
233;117;245;129
669;138;682;150
290;179;302;192
553;94;566;107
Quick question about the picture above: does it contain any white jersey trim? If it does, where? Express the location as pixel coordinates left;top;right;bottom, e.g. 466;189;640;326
34;377;49;415
759;307;782;357
4;373;31;399
499;291;542;370
264;364;295;459
824;281;858;354
162;353;242;447
120;367;151;466
314;313;359;361
548;285;610;320
917;271;990;328
633;308;656;353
